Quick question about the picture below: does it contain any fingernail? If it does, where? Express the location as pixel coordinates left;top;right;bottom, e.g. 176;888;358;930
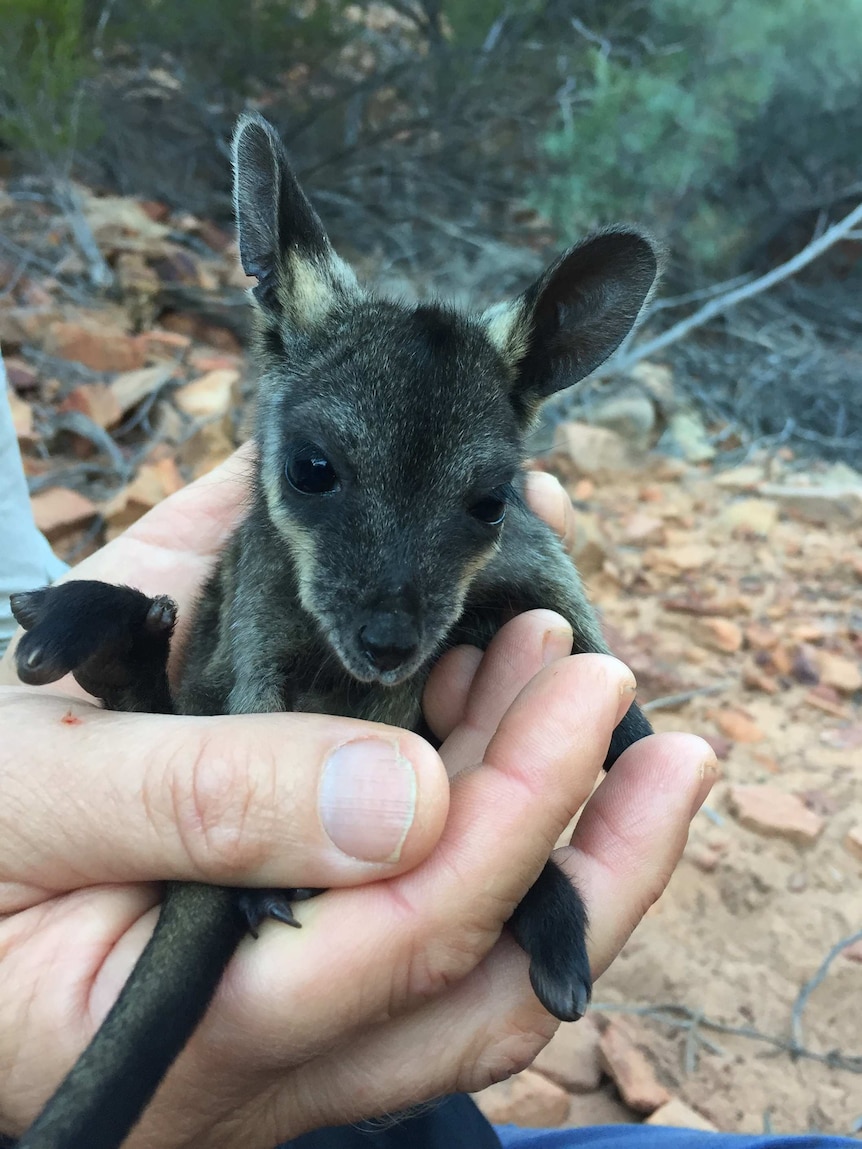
319;739;417;863
615;675;638;723
543;623;573;665
691;754;720;816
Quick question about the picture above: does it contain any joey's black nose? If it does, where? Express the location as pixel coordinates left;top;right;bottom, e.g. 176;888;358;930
358;614;419;673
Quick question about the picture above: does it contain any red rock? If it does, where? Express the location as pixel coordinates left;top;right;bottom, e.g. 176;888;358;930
101;459;186;529
196;218;235;253
742;661;779;694
695;617;743;653
719;497;778;534
621;513;665;546
45;321;146;373
473;1070;571;1127
59;382;122;429
570;513;611;576
702;733;732;761
843;939;862;963
646;1098;718;1131
768;645;793;677
110;364;177;416
139;199;171;223
177;417;235;477
818;651;862;695
557;422;637;477
804;688;850;720
174;368;240;419
685;841;722;872
31;488;98;539
138;329;192;361
4;355;39;390
563;1085;637;1127
727;785;825;846
187;350;242;374
531;1017;602;1093
598;1022;670;1114
711;708;764;743
664;543;715;571
637;484;663;503
745;623;778;651
160;311;242;353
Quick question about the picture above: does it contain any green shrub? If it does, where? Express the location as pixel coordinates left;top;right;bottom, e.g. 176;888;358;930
0;0;97;158
537;0;862;270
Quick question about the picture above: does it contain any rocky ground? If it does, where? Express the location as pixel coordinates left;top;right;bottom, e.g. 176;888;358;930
2;182;861;1140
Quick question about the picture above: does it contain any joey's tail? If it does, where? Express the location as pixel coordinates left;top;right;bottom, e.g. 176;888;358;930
18;883;247;1149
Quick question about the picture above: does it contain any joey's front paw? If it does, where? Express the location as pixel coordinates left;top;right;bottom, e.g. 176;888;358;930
508;860;591;1022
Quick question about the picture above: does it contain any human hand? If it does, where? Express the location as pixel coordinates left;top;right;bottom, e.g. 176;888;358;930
0;454;716;1146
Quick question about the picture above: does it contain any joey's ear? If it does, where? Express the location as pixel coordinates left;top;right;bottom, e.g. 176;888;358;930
482;228;659;421
232;112;360;327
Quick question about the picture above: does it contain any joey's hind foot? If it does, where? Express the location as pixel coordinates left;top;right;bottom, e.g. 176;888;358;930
11;580;177;713
508;859;591;1022
237;887;325;937
604;699;653;772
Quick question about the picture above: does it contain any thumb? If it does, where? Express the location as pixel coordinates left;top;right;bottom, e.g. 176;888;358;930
0;691;448;899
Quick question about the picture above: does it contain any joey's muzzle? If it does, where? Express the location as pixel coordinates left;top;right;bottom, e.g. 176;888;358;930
357;609;420;673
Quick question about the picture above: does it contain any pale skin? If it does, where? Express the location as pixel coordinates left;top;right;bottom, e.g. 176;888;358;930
0;451;717;1148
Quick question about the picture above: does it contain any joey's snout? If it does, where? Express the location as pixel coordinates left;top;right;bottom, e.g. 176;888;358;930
358;609;420;674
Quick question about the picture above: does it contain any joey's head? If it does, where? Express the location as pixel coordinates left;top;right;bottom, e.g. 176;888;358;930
232;114;659;685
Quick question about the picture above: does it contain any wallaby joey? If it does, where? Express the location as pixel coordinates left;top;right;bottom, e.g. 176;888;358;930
11;112;659;1149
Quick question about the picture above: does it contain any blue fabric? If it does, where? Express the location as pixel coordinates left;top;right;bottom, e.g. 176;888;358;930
0;353;69;654
496;1126;859;1148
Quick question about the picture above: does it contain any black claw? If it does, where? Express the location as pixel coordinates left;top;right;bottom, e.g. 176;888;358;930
236;888;326;937
146;595;178;635
10;588;49;630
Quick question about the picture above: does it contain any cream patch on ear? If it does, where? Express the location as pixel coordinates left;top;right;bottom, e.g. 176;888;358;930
278;251;362;330
481;298;530;365
279;254;339;329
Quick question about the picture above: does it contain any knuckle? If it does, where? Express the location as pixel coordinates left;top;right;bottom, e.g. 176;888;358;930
163;728;278;880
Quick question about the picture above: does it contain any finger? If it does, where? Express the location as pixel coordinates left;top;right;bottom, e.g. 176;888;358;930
423;608;573;747
251;734;717;1143
436;609;575;775
0;691;448;900
525;471;576;550
421;643;484;741
562;731;718;977
204;654;631;1056
244;933;556;1147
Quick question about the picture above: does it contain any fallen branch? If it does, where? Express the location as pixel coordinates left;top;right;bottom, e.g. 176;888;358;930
642;681;734;712
593;929;862;1077
595;200;862;379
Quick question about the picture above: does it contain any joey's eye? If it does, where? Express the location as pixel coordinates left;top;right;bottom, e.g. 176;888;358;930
285;442;340;495
469;489;507;526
